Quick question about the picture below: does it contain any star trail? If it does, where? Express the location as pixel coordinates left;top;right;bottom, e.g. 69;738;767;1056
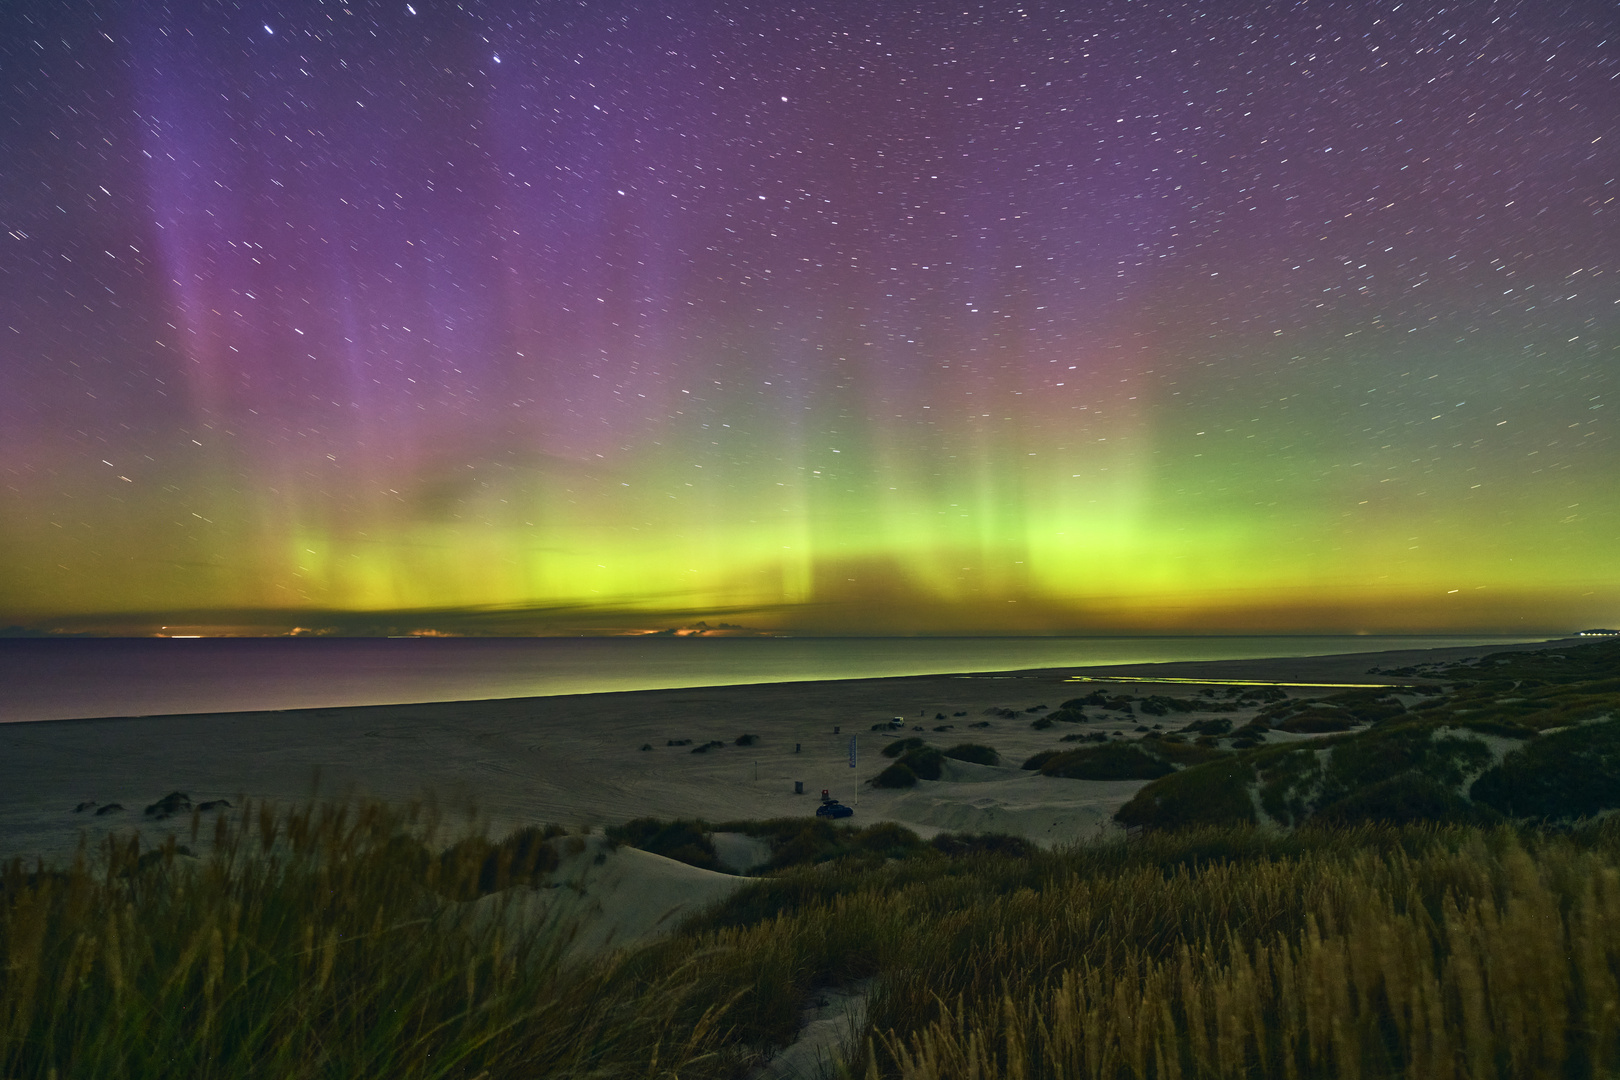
1;0;1615;635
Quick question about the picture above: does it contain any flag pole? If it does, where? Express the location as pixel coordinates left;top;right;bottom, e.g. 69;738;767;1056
849;734;858;816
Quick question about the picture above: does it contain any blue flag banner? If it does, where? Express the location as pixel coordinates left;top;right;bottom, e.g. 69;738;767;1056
848;736;857;769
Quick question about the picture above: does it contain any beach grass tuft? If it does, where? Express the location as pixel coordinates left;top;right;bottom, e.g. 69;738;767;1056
940;743;999;766
6;758;1620;1076
0;800;756;1078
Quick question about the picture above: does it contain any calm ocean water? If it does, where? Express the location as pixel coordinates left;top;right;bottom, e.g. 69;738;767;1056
0;635;1547;723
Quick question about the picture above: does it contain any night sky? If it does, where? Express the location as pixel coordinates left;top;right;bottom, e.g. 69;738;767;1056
2;0;1616;636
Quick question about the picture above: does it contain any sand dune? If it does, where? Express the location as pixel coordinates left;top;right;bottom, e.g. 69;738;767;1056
445;835;753;960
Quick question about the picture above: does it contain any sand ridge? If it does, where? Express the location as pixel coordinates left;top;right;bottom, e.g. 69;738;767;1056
445;835;754;960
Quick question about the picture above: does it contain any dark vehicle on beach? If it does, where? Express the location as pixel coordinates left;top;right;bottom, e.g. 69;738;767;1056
815;800;854;819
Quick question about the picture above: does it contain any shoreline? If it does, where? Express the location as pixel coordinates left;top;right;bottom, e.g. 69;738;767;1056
0;637;1570;862
0;633;1553;724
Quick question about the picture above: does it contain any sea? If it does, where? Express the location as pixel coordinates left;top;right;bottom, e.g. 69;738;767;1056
0;635;1552;724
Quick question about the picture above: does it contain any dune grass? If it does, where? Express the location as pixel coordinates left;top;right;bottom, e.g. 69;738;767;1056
862;824;1620;1079
5;802;1619;1078
1119;639;1620;832
941;743;1000;766
0;801;755;1079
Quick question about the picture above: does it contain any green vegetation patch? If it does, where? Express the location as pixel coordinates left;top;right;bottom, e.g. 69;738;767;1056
749;819;929;871
1442;638;1620;685
1314;774;1496;827
881;736;927;759
926;831;1036;859
1034;735;1225;780
872;742;946;785
1256;689;1407;734
438;824;569;899
1061;690;1138;713
872;761;918;788
1149;738;1229;767
1471;718;1620;821
1021;749;1061;771
1273;707;1357;733
1126;705;1564;832
704;817;1018;874
1249;724;1502;830
1254;745;1326;826
1318;725;1492;803
897;745;944;780
1136;695;1203;716
605;817;726;872
1037;743;1174;781
1128;697;1602;832
1115;758;1258;829
1322;689;1409;724
1452;716;1541;739
1504;692;1620;732
941;743;1000;766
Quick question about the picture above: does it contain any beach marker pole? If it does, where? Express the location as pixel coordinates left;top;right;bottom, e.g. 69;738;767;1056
849;735;857;814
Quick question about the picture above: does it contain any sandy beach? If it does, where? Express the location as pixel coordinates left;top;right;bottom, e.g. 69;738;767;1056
0;637;1568;865
0;634;1601;1076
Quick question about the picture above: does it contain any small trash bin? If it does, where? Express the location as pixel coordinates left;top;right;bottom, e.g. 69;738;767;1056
794;780;804;794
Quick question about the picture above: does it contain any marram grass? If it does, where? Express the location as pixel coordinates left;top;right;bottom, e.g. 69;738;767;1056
0;800;749;1079
866;831;1620;1079
4;803;1619;1079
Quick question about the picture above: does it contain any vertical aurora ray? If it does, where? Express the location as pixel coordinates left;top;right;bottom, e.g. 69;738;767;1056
0;0;1615;635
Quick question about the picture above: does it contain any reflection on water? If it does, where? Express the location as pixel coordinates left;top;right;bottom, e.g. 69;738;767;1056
0;635;1545;723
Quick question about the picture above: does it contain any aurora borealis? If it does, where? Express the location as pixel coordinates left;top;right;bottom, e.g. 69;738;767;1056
1;1;1615;636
